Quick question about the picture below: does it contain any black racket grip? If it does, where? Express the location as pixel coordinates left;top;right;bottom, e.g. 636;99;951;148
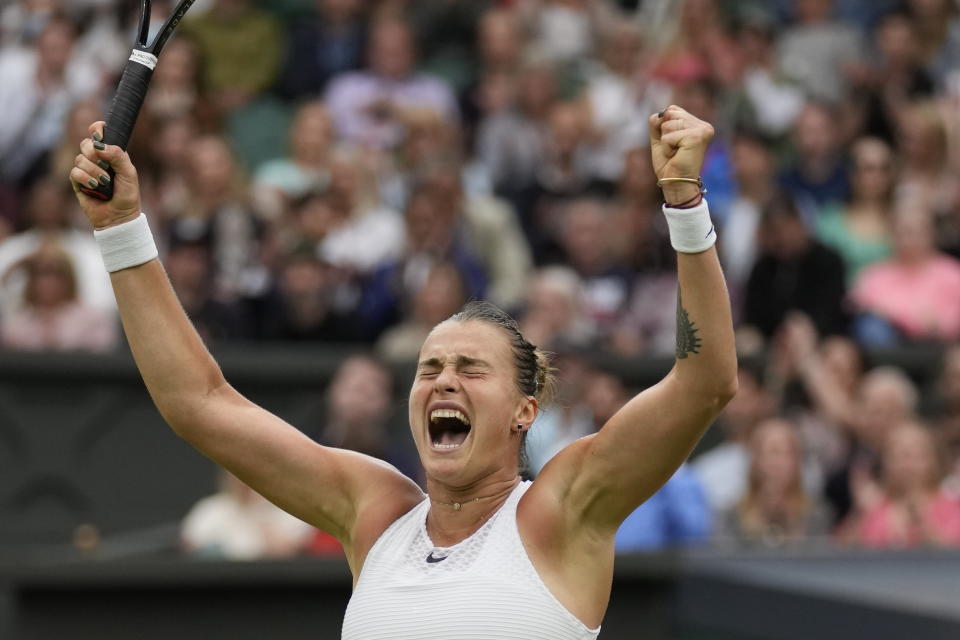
79;55;154;201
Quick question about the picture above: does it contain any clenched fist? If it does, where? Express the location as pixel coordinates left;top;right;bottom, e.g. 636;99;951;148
69;121;142;230
648;106;715;206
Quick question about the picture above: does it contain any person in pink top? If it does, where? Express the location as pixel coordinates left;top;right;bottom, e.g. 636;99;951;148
852;206;960;343
846;422;960;548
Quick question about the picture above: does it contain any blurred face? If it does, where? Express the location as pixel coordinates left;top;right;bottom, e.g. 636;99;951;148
851;138;894;202
585;372;626;427
603;26;643;75
732;137;773;184
858;375;914;444
154;38;198;87
290;104;332;162
797;0;833;23
405;190;454;253
517;65;557;116
415;266;466;326
752;421;801;491
369;22;415;79
410;321;534;485
892;208;935;261
526;278;576;328
189;137;236;198
547;103;585;156
883;425;939;494
876;15;917;65
26;181;68;230
281;258;327;297
36;20;73;73
166;245;211;292
820;337;861;394
330;357;392;426
562;202;610;273
793;104;836;160
479;10;520;66
29;259;73;308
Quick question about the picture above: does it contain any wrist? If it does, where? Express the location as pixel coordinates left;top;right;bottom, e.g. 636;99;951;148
661;182;701;205
93;208;142;231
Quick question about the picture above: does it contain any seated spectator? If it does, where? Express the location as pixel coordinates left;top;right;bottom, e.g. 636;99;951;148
778;102;850;215
0;177;114;318
776;0;866;103
894;100;958;224
181;470;313;560
743;197;848;342
519;266;596;352
825;366;920;524
736;17;805;138
814;137;894;284
841;422;960;548
851;207;960;345
324;18;459;149
168;135;268;303
316;354;418;479
358;184;485;339
552;198;632;337
376;262;467;363
253;101;334;219
1;242;116;352
582;22;670;181
315;147;405;275
277;0;368;100
615;464;711;552
0;15;97;187
143;36;203;122
718;419;833;547
905;0;960;89
184;0;282;114
933;346;960;495
261;250;358;343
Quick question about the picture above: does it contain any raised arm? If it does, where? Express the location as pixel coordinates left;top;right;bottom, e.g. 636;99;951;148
69;124;422;570
534;106;738;533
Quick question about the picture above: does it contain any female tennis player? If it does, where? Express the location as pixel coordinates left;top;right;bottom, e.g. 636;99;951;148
70;105;736;638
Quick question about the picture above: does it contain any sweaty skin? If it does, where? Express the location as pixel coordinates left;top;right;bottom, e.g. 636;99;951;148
71;106;736;628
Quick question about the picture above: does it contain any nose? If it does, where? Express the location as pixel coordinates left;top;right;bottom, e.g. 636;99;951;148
434;364;460;393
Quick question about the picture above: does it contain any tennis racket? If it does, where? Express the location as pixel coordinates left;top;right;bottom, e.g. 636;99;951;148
79;0;197;201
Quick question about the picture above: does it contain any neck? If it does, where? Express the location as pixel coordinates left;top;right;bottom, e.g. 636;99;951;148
425;474;521;546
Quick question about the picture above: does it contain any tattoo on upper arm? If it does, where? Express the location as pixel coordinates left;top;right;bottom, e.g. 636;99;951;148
675;290;702;359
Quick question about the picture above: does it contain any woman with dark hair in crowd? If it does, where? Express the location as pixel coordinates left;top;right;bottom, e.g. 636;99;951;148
69;105;736;637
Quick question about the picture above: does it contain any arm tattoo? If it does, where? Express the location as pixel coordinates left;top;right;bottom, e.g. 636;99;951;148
675;290;702;359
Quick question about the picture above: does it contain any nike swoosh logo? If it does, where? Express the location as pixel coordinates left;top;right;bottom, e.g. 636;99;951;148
425;552;448;564
705;225;715;239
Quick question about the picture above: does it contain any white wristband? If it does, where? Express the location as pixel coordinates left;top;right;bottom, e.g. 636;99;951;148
94;213;159;273
662;199;717;254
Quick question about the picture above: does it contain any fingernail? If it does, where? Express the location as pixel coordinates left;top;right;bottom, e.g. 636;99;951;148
92;131;102;142
658;110;665;118
93;140;105;151
87;178;99;189
97;160;110;171
99;174;111;185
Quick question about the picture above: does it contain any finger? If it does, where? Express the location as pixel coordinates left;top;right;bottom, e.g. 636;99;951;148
75;153;111;187
70;166;100;192
87;121;106;143
85;138;137;181
648;112;663;144
660;130;686;152
660;118;687;135
660;105;691;122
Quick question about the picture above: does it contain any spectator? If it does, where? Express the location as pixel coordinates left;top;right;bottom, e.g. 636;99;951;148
0;16;97;187
1;242;116;352
693;367;778;513
933;346;960;496
779;101;851;214
0;177;113;317
852;206;960;345
905;0;960;89
825;366;920;523
893;100;958;221
615;464;711;552
842;422;960;548
184;0;282;114
253;101;334;219
324;18;459;149
583;22;670;181
317;354;417;478
376;261;467;363
736;17;806;137
743;197;848;341
718;419;832;547
182;470;313;560
777;0;866;103
814;137;895;284
144;35;204;122
722;130;778;315
277;0;368;101
519;266;596;352
169;135;268;303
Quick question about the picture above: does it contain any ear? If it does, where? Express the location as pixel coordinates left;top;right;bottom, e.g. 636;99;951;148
513;395;538;429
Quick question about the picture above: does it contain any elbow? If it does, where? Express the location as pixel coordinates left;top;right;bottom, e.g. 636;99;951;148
717;375;739;407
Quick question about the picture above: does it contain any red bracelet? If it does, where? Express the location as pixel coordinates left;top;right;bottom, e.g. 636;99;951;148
665;191;704;209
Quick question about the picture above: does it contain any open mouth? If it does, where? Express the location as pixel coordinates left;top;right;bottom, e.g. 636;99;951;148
429;408;471;450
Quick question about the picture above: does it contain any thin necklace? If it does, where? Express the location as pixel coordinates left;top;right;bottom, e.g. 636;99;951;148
428;478;521;511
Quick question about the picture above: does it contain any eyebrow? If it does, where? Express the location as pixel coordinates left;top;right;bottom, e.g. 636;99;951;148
417;355;493;369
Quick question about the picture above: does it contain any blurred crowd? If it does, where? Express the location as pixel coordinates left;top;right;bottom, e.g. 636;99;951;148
1;0;959;554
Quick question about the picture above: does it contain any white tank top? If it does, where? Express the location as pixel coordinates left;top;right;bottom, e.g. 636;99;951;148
342;480;601;640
